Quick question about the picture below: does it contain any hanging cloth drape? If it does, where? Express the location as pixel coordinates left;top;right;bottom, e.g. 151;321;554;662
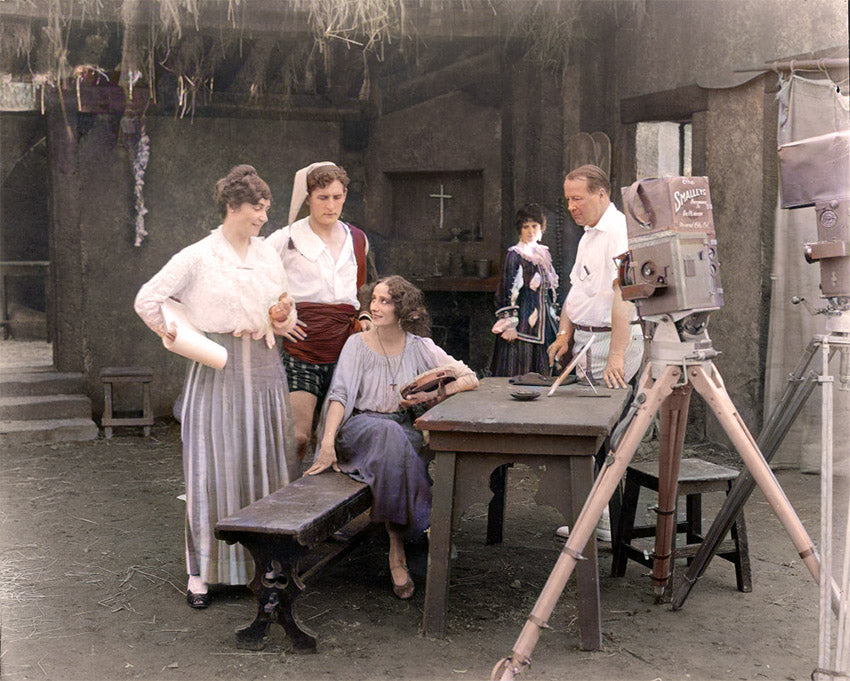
764;74;849;471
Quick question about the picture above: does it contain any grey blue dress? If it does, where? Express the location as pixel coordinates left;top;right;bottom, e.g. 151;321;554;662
317;333;474;534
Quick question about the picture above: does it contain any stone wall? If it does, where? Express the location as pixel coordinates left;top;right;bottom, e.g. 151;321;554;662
614;0;847;97
47;111;342;416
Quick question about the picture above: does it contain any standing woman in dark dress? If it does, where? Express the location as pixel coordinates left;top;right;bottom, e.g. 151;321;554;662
305;276;478;599
134;165;299;608
490;203;560;377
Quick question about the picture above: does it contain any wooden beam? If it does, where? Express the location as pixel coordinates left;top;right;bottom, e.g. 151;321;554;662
44;83;365;120
620;84;709;124
0;1;307;35
381;49;501;113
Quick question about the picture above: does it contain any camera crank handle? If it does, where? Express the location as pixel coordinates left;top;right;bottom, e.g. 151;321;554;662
790;295;819;316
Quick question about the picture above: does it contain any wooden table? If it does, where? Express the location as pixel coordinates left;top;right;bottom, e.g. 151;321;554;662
415;377;632;650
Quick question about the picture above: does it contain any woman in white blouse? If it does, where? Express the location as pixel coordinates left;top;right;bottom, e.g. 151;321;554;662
306;276;478;599
134;165;299;609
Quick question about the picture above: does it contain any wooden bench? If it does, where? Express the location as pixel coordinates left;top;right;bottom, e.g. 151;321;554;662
214;472;373;653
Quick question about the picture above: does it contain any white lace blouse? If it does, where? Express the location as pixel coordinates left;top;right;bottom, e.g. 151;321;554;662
134;227;295;348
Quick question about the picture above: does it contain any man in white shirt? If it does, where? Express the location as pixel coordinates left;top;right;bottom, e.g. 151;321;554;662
547;165;644;542
265;163;372;461
547;165;644;389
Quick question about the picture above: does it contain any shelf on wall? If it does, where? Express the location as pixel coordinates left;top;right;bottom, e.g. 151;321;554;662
409;276;498;292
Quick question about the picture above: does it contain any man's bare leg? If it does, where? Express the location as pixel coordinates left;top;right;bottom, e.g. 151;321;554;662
289;390;318;460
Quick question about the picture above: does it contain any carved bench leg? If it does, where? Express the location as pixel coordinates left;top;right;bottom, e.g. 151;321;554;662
237;540;317;653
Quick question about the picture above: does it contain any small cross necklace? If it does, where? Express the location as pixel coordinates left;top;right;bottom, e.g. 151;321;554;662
376;330;404;392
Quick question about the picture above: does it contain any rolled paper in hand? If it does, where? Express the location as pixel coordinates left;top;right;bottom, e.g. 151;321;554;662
161;298;228;370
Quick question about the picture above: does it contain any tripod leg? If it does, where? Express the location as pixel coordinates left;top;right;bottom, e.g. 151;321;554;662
671;341;824;610
818;340;835;675
653;385;693;600
491;364;682;681
688;365;823;585
834;478;850;672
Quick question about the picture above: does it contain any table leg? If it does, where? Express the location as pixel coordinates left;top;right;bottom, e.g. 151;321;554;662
423;451;457;637
0;273;9;339
486;464;510;545
103;383;114;439
571;456;602;651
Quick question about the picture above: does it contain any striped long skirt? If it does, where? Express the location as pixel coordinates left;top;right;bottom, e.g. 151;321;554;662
181;333;298;585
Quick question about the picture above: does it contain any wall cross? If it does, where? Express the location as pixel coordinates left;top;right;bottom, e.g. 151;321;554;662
429;184;453;231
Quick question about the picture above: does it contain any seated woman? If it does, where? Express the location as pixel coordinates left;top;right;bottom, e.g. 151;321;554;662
305;275;479;599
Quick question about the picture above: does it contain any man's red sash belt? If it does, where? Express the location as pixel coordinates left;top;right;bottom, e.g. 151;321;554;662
282;302;360;364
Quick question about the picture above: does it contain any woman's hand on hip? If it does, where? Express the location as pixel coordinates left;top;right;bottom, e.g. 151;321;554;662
281;319;308;342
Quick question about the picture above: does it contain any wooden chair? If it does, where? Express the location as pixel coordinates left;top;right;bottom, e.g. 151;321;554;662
611;457;752;593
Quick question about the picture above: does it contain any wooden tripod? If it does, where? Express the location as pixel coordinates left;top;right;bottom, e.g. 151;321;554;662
492;318;829;681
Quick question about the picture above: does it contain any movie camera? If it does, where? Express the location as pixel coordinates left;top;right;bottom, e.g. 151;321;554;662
492;173;833;681
617;176;723;323
778;129;850;309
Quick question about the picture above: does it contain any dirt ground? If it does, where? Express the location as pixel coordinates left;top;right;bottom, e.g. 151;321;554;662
0;416;825;681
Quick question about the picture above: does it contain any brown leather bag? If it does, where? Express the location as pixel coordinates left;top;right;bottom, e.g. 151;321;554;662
399;365;464;410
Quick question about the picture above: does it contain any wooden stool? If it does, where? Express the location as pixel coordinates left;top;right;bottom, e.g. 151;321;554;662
100;367;154;438
611;457;752;593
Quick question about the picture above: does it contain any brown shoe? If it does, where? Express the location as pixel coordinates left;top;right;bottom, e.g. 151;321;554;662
390;564;414;600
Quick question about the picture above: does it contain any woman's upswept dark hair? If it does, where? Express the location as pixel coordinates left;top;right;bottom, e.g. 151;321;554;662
375;275;431;337
515;202;547;234
214;164;272;218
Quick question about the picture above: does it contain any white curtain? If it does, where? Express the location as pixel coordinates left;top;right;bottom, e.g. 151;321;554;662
764;74;850;471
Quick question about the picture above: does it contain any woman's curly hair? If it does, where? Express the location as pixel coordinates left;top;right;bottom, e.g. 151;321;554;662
213;164;271;218
374;275;431;337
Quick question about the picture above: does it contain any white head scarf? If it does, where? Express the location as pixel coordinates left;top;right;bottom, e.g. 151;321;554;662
288;161;338;225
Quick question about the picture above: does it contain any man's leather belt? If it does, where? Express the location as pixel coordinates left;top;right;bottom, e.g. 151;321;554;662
574;324;611;333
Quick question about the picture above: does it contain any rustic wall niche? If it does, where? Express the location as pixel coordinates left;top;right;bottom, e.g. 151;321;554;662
387;170;484;242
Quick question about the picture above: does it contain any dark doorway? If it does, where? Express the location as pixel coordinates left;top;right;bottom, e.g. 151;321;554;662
1;112;51;343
